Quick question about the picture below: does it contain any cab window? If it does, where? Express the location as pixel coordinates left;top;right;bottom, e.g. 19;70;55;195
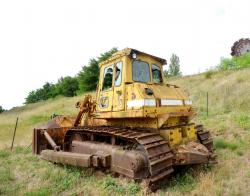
115;61;122;86
102;65;113;90
152;64;162;83
132;60;150;82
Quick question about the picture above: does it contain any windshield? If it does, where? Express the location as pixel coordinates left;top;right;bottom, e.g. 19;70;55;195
152;64;163;83
132;60;150;82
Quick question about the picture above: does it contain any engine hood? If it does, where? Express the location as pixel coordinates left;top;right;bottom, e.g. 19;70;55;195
134;83;189;101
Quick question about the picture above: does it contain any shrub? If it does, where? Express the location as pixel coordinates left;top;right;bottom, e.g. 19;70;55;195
204;70;215;79
218;57;236;70
0;106;5;113
217;53;250;71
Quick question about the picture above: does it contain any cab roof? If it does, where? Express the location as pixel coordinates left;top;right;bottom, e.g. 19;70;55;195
99;48;167;67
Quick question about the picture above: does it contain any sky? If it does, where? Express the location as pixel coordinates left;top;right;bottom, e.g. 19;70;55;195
0;0;249;109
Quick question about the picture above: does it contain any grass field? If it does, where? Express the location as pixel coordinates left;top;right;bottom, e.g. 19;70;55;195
0;68;250;195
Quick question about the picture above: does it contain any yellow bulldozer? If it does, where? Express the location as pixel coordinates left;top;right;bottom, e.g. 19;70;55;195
33;48;216;190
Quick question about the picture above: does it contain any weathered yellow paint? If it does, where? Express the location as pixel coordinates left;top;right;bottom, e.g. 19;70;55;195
160;128;182;146
95;48;195;130
182;124;197;141
159;124;198;146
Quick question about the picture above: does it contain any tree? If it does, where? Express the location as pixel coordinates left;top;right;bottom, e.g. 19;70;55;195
77;47;118;92
25;82;57;104
163;70;170;77
167;54;181;76
25;47;118;104
56;76;79;97
0;106;5;113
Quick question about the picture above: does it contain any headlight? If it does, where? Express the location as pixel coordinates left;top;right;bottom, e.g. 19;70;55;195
127;99;156;108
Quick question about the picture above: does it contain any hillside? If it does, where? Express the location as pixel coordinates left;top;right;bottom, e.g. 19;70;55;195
0;68;250;195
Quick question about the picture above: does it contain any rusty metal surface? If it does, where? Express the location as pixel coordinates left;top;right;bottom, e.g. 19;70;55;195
173;141;210;165
74;95;96;127
32;127;68;154
35;124;216;188
71;140;148;178
64;126;174;185
38;116;74;129
42;130;60;151
41;150;92;167
196;125;214;152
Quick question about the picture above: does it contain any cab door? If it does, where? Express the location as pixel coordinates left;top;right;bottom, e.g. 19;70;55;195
97;64;114;112
112;61;125;111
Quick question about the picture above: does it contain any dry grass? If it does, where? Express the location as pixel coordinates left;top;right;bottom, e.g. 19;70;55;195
0;93;95;149
0;69;250;195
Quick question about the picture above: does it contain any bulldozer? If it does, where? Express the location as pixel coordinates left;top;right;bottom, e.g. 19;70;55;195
33;48;215;190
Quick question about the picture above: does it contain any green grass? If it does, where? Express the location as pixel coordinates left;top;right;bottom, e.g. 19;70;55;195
0;147;141;196
1;68;250;195
214;138;238;150
28;115;50;125
24;187;50;196
168;169;196;193
0;166;15;195
0;150;11;158
234;113;250;129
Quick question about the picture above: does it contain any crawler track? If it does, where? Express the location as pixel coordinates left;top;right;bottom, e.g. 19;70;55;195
196;125;214;152
64;126;174;187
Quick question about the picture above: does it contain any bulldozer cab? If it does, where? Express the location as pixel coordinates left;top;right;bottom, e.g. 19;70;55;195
96;48;192;130
96;48;166;113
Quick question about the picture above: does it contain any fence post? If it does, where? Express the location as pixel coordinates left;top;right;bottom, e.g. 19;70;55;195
206;92;209;117
11;117;19;151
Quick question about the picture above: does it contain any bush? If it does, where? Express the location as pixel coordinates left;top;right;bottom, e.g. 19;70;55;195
217;53;250;71
218;57;236;70
0;106;5;113
204;70;215;79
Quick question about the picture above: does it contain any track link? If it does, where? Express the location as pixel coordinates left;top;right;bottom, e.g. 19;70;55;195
64;126;174;187
196;125;214;152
